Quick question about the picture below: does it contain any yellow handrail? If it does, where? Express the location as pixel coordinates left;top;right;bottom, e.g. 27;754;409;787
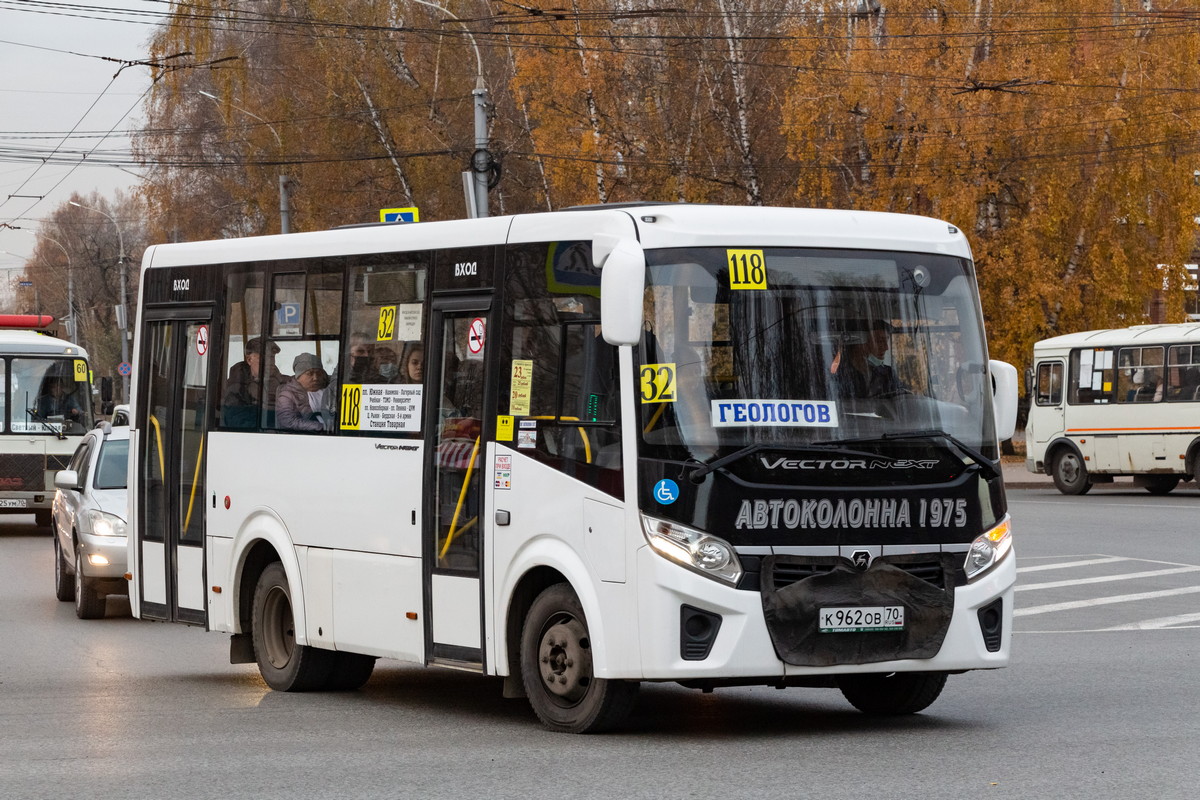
439;436;480;561
148;414;165;481
643;403;667;434
524;415;592;463
183;435;204;532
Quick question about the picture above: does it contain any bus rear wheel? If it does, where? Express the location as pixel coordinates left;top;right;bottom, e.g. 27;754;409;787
252;562;333;691
837;671;948;715
1052;449;1092;495
520;583;638;733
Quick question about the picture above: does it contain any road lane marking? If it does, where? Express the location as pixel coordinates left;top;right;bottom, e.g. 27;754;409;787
1014;585;1200;616
1017;556;1126;573
1095;611;1200;630
1016;565;1200;591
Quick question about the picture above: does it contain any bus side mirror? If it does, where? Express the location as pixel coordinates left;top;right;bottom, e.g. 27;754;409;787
597;237;646;346
990;359;1018;442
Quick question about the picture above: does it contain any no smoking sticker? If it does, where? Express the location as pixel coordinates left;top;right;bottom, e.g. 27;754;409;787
196;325;210;356
468;317;486;354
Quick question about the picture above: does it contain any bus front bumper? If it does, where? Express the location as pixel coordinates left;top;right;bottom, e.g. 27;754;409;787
633;545;1015;680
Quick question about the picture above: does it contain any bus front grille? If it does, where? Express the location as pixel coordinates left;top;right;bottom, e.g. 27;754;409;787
0;454;46;492
771;557;948;591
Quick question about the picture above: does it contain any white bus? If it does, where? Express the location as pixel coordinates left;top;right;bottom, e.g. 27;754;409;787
1026;323;1200;495
0;315;94;527
128;204;1018;732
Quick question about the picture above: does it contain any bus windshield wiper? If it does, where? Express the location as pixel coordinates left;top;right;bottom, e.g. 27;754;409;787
806;430;1000;480
687;443;770;482
25;408;67;440
879;429;999;480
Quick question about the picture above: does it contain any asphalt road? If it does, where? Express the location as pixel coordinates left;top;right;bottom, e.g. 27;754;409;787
1;490;1196;800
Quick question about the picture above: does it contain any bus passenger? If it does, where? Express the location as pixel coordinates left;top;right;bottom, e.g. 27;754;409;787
276;353;336;432
222;337;286;428
369;344;401;382
401;343;424;384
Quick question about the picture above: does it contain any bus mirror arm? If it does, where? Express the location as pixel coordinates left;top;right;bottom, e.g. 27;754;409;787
990;360;1018;442
597;237;646;347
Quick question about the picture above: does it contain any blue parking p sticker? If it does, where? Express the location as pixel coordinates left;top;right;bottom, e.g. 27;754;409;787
653;479;679;505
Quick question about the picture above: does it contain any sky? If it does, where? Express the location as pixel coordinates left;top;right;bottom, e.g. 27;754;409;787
0;1;156;303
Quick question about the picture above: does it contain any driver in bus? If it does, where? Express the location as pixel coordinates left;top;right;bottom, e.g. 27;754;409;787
34;376;84;424
832;319;903;399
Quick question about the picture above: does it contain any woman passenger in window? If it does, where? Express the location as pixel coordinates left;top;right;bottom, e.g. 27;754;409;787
401;343;424;384
276;353;336;432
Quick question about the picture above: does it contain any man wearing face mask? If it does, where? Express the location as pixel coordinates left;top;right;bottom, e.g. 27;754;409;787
369;344;401;383
347;332;372;383
833;319;904;399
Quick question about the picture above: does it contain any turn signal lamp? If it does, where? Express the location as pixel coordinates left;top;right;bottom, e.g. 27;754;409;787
964;516;1012;580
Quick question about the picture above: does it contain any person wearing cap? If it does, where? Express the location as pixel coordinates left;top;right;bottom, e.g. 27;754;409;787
221;337;288;428
276;352;336;432
832;319;903;399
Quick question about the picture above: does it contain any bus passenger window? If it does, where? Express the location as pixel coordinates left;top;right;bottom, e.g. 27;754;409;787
1116;346;1163;404
1168;345;1200;402
275;348;338;432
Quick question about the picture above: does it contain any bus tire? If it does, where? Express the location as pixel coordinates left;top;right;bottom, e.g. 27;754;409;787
35;509;52;530
54;530;75;602
520;583;638;733
252;562;334;692
1052;449;1092;495
74;544;107;619
1144;476;1179;495
837;671;948;715
326;652;377;691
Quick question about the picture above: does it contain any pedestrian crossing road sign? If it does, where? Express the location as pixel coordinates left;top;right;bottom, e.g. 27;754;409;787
380;207;420;223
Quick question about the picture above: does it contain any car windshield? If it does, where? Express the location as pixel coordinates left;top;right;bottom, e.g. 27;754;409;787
94;438;129;489
637;246;997;463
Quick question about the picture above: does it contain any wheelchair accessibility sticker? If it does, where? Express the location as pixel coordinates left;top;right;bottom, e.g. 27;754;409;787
653;479;679;505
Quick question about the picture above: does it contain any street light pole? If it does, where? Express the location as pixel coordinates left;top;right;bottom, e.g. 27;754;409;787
411;0;490;219
199;90;291;234
70;201;128;403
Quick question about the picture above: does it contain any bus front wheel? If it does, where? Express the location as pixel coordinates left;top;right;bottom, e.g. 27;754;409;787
1052;449;1092;495
837;671;948;715
520;583;638;733
252;562;334;691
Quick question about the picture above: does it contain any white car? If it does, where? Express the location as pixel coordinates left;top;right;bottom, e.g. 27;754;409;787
51;423;129;619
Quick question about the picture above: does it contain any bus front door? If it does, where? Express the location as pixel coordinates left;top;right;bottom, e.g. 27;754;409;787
135;315;212;625
426;302;491;669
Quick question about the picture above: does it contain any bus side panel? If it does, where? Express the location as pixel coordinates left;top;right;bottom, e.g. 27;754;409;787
206;433;423;557
305;547;424;662
488;443;640;679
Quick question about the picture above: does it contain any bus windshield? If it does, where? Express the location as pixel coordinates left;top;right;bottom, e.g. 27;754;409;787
638;246;997;463
6;358;93;435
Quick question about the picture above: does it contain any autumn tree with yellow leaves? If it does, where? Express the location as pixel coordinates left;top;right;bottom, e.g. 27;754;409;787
119;0;1200;375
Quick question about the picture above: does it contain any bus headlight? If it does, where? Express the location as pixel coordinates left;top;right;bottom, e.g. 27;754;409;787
641;514;743;585
964;516;1012;580
88;510;127;538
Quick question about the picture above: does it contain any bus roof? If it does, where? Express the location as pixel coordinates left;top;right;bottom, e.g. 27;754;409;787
0;329;89;357
1035;323;1200;352
140;205;973;270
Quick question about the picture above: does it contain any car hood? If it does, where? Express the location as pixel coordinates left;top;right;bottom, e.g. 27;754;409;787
90;488;129;521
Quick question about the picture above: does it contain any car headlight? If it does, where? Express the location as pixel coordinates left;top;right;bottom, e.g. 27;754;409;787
641;514;743;585
964;516;1012;580
88;510;127;538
